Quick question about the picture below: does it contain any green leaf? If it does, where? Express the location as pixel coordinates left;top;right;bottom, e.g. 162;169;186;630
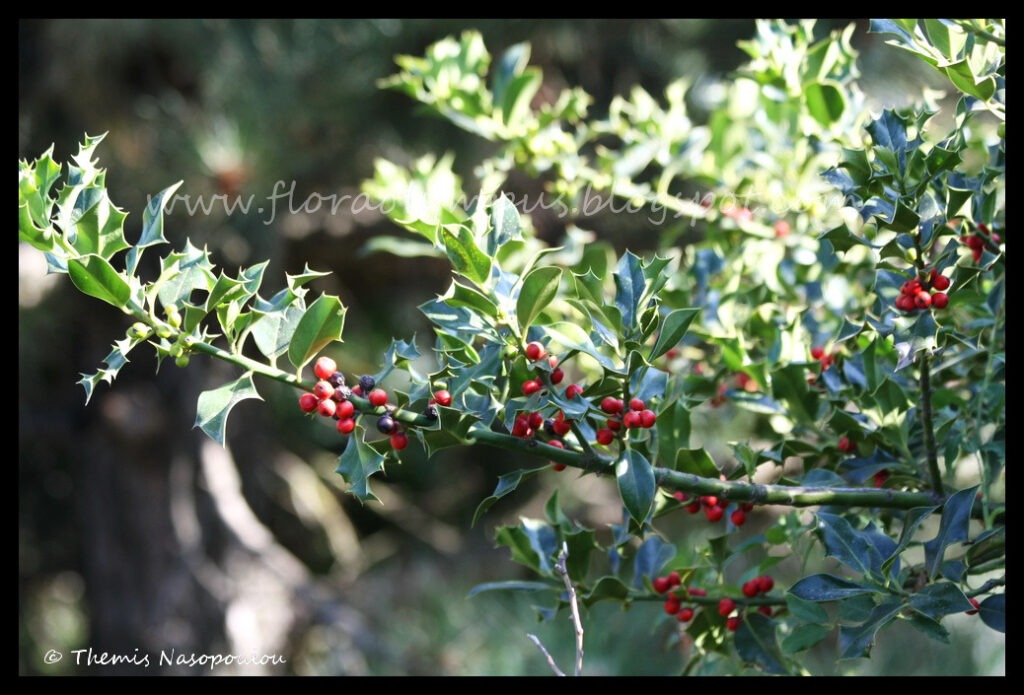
781;624;832;654
499;68;542;128
18;145;61;233
613;251;646;332
564;529;597;582
516;266;562;334
193;373;262;446
657;400;691;465
837;598;903;659
674;448;719;478
881;505;939;578
924;486;978;579
649;308;699;360
334;435;387;503
488;194;523;255
77;336;144;405
790;573;881;602
815;512;888;579
943;59;996;101
472;467;546;526
617;450;656;525
804;80;846;128
905;613;950;644
907;583;973;619
441;224;491;285
126;181;182;275
67;255;131;308
631;535;676;589
67;188;131;259
495;518;558;576
583;576;631;607
467;581;556;598
251;304;304;362
287;294;347;370
785;594;830;624
978;595;1005;633
734;613;787;675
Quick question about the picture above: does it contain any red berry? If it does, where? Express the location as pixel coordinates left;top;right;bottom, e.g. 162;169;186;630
932;292;949;309
528;412;545;430
726;616;742;631
667;571;681;587
838;436;856;453
552;463;567;471
522;379;543;396
932;274;951;291
901;279;922;296
966;598;981;615
757;576;774;593
640;409;657;428
758;605;773;617
677;607;695;622
742;580;760;598
774;220;791;238
965;234;984;251
895;294;916;312
686;501;702;514
653;577;671;594
702;496;719;508
299;393;319;413
351;385;363;396
335;400;355;419
565;384;584;399
606;418;622;431
512;415;531;438
596;428;615;445
548;355;560;368
313;380;335;401
873;470;890;488
317;399;337;418
629;397;645;411
314;356;337;381
623;411;642;429
731;510;746;526
914;291;932;309
552;413;573;436
673;491;688;503
664;598;681;615
336;417;356;434
433;389;452;407
688;587;707;597
718;598;736;616
547;439;564;449
601;396;624;414
704;505;724;522
525;341;547;361
550;368;565;384
390;432;409;450
367;388;388;407
741;502;754;512
810;346;825;360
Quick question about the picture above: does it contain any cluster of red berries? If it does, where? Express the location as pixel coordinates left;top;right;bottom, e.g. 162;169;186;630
297;356;409;450
653;573;775;631
838;436;857;454
962;223;1001;264
895;269;951;313
675;492;752;526
595;395;656;444
807;345;839;386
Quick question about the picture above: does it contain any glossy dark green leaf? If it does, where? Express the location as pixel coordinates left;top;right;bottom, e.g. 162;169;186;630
815;512;887;579
837;598;903;659
613;251;646;331
495;518;558;575
805;80;846;128
924;486;978;579
649;308;699;360
67;255;131;308
126;181;182;274
441;224;491;285
251;304;304;362
785;594;830;623
781;624;832;654
905;613;950;644
907;583;974;619
789;574;880;602
734;613;787;674
617;450;656;526
631;535;676;589
978;594;1005;633
882;505;939;577
68;187;130;259
488;194;523;254
582;576;631;607
516;266;561;333
335;435;387;503
193;373;262;446
467;581;556;598
472;467;545;526
564;529;597;582
657;401;691;467
673;448;719;479
287;294;346;370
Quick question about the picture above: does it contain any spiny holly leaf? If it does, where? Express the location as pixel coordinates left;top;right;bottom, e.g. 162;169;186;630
193;372;263;446
287;293;346;371
67;187;130;260
924;486;978;579
487;193;522;255
631;535;675;589
156;240;217;308
789;574;881;602
649;308;699;360
516;266;562;334
814;512;889;580
674;448;719;478
583;576;631;607
441;224;491;285
613;251;646;331
734;612;788;675
907;583;974;619
78;336;144;405
616;449;656;526
837;598;903;659
334;434;387;503
495;518;558;576
67;255;131;308
472;467;547;526
126;181;182;275
251;304;305;362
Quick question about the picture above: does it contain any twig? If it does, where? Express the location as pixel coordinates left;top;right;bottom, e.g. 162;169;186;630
555;543;584;677
526;634;565;677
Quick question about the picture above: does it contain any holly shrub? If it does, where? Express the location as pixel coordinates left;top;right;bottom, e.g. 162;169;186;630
19;19;1004;675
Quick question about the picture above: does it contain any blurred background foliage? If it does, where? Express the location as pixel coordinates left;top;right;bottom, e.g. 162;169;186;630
18;18;1000;675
